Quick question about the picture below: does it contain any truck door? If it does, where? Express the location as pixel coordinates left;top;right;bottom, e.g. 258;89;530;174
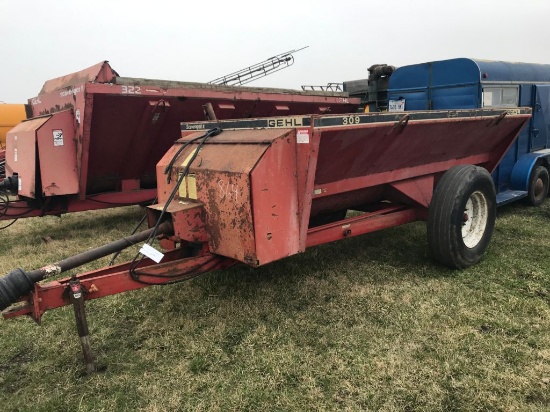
531;85;550;151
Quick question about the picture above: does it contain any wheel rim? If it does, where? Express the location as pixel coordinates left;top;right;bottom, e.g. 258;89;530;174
534;177;544;199
462;190;488;248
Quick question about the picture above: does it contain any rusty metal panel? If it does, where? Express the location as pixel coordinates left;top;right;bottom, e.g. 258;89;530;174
39;61;118;95
199;170;257;264
36;111;79;196
182;133;272;172
149;202;208;243
188;139;270;263
156;133;280;264
251;130;300;264
6;117;50;198
29;76;88;197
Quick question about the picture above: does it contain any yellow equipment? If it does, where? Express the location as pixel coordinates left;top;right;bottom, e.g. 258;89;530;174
0;104;27;149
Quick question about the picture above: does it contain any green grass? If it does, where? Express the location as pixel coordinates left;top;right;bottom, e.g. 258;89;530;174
1;202;549;411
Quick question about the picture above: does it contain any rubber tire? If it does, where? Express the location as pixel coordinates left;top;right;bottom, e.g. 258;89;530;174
526;165;549;207
427;165;496;269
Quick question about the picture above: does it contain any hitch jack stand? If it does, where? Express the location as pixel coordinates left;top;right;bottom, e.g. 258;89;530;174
69;279;95;374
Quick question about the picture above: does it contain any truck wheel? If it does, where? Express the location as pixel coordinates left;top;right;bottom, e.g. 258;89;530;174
427;165;496;269
526;165;549;207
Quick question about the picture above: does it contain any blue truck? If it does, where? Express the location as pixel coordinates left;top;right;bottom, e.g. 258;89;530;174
382;58;550;206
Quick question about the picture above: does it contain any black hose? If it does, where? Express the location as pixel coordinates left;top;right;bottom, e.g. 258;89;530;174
129;128;221;284
0;221;173;311
0;269;34;311
109;210;150;266
164;127;222;183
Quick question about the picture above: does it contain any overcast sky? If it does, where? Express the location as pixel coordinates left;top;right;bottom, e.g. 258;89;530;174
1;0;549;103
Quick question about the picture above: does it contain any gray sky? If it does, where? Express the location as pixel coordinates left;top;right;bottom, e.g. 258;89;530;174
1;0;549;103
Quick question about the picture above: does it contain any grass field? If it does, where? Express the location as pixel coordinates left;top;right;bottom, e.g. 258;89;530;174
0;201;549;411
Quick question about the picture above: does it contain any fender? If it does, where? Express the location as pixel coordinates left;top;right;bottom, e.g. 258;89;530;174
510;149;550;191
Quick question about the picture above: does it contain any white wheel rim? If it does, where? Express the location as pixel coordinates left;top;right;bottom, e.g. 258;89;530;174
462;190;488;248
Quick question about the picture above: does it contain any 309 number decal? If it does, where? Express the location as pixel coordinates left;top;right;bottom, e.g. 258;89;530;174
342;115;360;125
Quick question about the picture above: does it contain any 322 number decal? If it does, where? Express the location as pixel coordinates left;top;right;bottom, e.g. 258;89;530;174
121;85;141;94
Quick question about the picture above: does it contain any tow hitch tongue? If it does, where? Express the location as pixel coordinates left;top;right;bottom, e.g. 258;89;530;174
0;221;174;311
0;220;173;373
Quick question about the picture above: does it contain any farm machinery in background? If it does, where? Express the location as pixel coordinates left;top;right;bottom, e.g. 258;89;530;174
0;58;358;221
208;47;308;86
383;58;550;207
0;103;30;178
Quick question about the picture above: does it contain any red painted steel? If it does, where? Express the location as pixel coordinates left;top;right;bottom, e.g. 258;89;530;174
251;130;301;263
38;61;118;95
313;116;528;186
2;61;359;220
5;117;49;197
312;154;491;200
3;249;235;323
153;109;532;268
0;189;157;219
388;175;435;208
306;207;419;248
149;202;208;243
2;108;532;322
17;111;78;197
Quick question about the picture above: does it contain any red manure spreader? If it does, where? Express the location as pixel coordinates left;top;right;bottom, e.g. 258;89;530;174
0;61;358;220
0;106;530;371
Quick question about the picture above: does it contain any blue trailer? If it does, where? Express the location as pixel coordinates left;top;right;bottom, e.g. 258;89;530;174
386;58;550;206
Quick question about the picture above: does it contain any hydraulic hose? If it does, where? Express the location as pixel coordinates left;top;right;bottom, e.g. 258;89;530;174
0;221;173;310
